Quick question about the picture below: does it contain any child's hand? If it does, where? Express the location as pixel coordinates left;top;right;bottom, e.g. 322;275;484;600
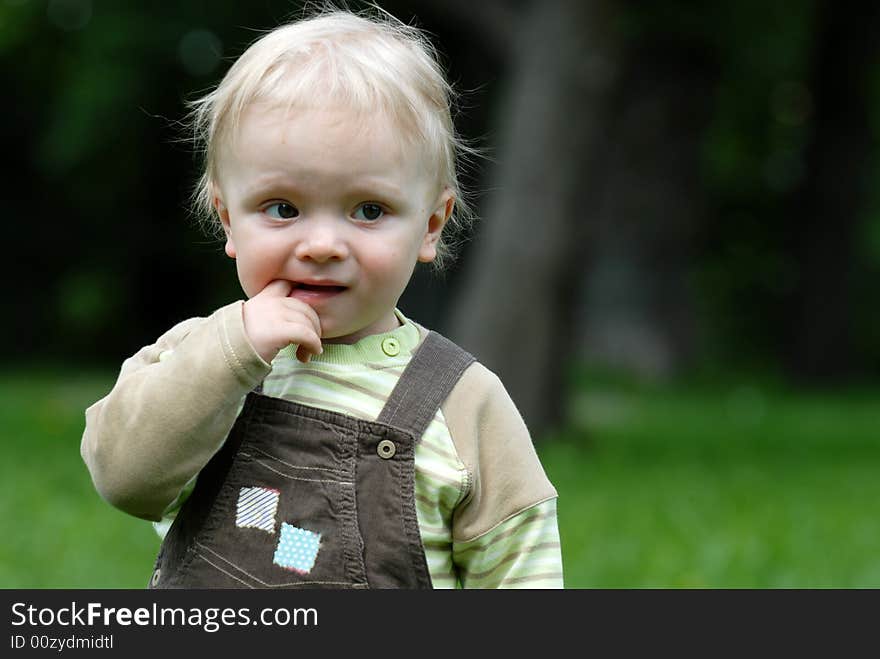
242;280;323;363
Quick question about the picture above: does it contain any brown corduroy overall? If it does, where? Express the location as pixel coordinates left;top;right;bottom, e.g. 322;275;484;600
148;331;474;589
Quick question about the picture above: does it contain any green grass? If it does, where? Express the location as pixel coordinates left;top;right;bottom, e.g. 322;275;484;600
1;369;878;588
539;381;880;587
0;370;160;588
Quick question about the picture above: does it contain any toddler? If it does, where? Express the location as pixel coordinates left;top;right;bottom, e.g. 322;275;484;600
81;7;562;589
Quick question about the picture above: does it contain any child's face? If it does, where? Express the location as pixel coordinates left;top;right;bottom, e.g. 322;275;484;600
214;104;452;344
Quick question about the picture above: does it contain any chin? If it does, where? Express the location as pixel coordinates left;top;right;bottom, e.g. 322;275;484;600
320;323;354;343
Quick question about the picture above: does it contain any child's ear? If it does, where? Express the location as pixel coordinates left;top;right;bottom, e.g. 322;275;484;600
214;192;236;259
418;189;454;263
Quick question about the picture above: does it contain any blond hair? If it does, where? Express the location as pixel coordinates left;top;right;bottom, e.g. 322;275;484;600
186;5;476;269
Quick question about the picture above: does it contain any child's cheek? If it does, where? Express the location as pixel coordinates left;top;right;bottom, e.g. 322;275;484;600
234;256;268;299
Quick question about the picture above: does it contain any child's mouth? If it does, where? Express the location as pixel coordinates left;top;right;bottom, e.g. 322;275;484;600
289;281;348;302
296;283;347;292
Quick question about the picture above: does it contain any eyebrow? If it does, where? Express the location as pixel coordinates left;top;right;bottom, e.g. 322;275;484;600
243;175;405;202
240;175;298;201
345;179;405;200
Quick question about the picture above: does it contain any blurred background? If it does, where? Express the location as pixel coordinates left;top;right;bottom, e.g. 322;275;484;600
1;0;878;588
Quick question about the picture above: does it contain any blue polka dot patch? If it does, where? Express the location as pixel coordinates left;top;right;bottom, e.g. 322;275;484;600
273;522;321;573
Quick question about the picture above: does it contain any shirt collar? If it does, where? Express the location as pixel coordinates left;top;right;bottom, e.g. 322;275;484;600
275;309;420;366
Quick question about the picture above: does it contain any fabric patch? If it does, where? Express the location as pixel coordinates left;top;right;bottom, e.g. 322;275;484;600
236;487;280;533
273;523;321;573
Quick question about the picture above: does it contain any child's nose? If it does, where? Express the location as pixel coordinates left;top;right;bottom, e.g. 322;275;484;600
293;217;350;263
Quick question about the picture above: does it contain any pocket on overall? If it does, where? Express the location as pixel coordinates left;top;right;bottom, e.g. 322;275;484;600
188;424;369;589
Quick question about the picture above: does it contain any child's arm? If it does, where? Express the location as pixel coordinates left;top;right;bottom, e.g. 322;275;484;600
443;364;564;588
452;499;562;588
80;301;272;521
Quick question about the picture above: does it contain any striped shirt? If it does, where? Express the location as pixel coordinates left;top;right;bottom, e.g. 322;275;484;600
154;311;563;588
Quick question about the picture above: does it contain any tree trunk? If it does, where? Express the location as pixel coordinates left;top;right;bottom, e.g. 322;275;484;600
448;0;619;436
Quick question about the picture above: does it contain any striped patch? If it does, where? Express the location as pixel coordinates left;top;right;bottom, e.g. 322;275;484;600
235;487;280;533
273;523;321;573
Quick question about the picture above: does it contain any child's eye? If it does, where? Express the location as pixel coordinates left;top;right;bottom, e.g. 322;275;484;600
264;203;299;220
353;203;384;222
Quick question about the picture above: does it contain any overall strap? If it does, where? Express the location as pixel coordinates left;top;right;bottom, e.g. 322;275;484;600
376;331;475;441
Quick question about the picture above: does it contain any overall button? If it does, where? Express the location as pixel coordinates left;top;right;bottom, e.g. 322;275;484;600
377;439;396;459
381;337;400;357
150;569;161;587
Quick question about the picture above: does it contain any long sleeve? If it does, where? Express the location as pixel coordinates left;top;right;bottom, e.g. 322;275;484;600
441;362;564;588
80;301;272;521
453;499;563;588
